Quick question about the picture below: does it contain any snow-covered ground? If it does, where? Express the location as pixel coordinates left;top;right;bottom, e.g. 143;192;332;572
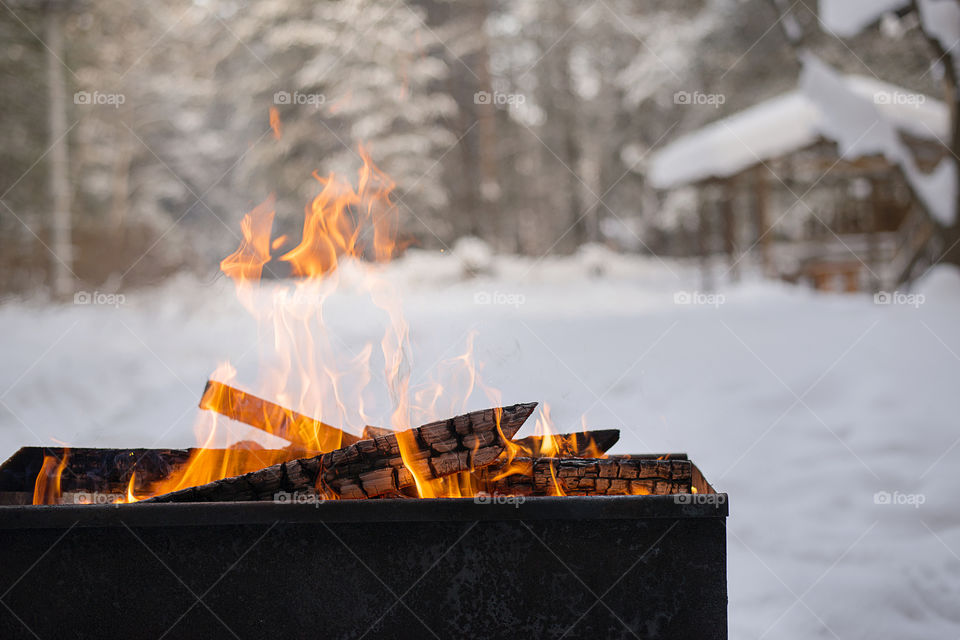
1;251;959;638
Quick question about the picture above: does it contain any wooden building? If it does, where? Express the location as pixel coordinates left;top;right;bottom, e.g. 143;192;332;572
647;72;949;292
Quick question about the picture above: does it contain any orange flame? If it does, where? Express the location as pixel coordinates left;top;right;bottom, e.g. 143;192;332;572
279;146;398;278
117;148;628;503
269;107;282;139
126;473;138;502
140;148;459;500
534;405;566;496
32;449;68;505
114;472;140;504
396;429;435;498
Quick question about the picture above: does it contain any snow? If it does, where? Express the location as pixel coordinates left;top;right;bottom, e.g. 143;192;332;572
819;0;910;38
647;55;956;226
647;92;820;189
844;75;950;140
800;53;957;226
917;0;960;58
2;253;960;638
648;70;948;190
575;242;618;277
452;236;494;277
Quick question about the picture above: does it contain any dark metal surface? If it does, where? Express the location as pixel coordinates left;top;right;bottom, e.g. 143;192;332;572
0;496;727;639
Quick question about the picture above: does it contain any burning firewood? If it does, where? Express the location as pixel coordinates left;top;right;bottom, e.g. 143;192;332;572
478;457;692;496
359;427;620;458
510;428;619;458
199;380;361;450
361;425;393;439
144;402;538;502
200;381;619;459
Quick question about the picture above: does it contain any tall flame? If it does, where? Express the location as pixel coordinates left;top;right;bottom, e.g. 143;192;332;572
29;147;637;504
140;147;497;500
33;449;68;505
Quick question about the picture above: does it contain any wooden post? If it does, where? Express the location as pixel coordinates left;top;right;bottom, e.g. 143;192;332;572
753;165;771;277
45;8;74;299
866;176;881;292
722;178;739;282
698;186;713;292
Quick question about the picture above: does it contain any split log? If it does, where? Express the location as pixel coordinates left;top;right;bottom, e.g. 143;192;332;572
0;446;193;496
199;380;360;450
361;425;393;439
144;402;538;502
0;445;313;504
511;429;619;457
476;457;692;496
356;428;621;458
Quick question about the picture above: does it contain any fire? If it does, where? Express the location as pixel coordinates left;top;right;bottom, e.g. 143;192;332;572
532;405;565;496
126;473;138;502
114;472;140;504
488;403;568;495
269;106;282;139
396;429;434;498
32;449;68;505
89;147;626;503
534;404;560;456
138;147;500;500
22;145;670;504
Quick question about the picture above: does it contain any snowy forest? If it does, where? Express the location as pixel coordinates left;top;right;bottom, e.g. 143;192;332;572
2;1;960;639
2;0;959;296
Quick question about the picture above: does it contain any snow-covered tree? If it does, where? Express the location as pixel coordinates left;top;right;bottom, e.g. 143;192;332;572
217;0;458;248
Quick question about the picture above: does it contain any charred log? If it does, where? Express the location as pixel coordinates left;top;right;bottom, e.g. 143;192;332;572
511;429;620;457
145;402;538;502
477;457;692;496
0;446;193;498
357;428;620;457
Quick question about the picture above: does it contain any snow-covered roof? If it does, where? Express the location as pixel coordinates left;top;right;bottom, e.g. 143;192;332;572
647;74;948;191
819;0;909;38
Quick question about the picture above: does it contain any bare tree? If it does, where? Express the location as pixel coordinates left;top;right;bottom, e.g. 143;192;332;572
44;3;73;298
912;0;960;267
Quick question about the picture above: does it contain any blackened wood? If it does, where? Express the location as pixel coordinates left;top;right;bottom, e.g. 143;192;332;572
477;457;692;496
0;447;194;495
511;429;620;457
145;402;538;502
361;425;393;439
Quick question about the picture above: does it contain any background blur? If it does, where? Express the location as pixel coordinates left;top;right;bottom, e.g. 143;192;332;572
2;0;958;296
2;2;960;639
